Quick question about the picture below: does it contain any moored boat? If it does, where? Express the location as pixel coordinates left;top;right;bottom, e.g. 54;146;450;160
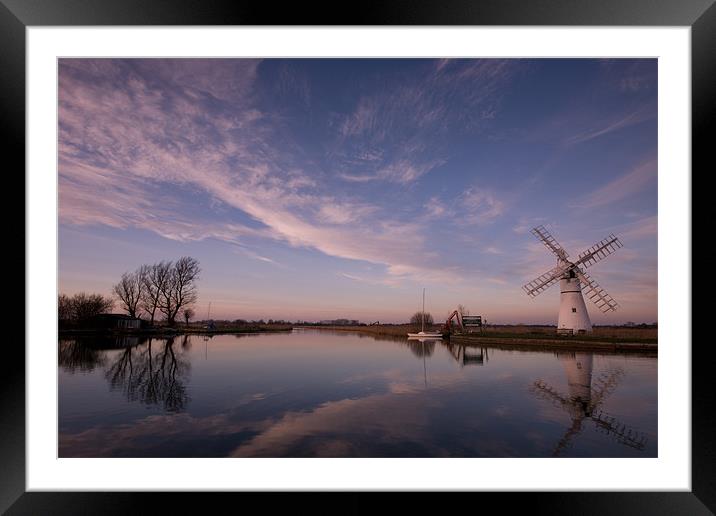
407;289;442;339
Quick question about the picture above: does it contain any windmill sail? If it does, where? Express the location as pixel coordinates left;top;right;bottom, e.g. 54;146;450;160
522;263;572;297
531;225;570;261
591;411;648;451
576;269;619;313
574;234;623;269
589;368;624;407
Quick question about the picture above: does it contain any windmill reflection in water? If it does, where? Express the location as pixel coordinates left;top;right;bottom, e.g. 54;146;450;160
531;352;648;456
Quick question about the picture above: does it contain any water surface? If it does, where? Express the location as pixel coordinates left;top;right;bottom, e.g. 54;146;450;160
58;330;657;457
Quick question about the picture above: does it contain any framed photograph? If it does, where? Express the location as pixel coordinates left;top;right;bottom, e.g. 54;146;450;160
7;0;712;513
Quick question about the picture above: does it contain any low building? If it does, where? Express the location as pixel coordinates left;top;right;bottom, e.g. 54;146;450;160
84;314;144;330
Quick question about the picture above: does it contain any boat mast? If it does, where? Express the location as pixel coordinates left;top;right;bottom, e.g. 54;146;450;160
421;288;425;333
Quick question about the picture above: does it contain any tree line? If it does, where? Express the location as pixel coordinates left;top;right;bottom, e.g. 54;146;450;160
59;292;114;321
58;257;200;327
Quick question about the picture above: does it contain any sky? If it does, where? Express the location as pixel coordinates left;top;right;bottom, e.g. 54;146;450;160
58;58;658;324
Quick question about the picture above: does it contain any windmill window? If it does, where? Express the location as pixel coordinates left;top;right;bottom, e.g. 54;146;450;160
572;308;577;313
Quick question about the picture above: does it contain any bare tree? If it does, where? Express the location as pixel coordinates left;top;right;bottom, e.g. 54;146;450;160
457;304;469;317
64;292;114;321
140;261;171;326
58;294;73;321
410;311;434;330
159;257;200;326
182;308;195;327
112;271;144;318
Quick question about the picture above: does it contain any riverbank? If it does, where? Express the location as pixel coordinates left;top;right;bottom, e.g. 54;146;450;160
59;324;294;338
448;334;657;354
304;324;657;353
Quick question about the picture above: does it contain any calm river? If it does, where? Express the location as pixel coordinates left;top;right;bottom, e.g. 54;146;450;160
58;329;657;457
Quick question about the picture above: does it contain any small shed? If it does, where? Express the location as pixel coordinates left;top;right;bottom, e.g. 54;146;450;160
85;314;143;330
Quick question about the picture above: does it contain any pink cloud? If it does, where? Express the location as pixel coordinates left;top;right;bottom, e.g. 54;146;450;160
572;159;656;209
59;59;467;286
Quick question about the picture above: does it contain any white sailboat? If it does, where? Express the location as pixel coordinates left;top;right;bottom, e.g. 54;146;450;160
407;288;443;339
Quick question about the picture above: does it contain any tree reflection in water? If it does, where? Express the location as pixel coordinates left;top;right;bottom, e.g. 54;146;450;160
58;339;108;373
102;336;191;412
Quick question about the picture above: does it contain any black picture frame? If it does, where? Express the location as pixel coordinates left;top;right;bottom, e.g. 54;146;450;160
4;0;711;513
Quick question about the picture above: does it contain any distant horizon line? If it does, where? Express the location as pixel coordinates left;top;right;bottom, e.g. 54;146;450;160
100;313;658;327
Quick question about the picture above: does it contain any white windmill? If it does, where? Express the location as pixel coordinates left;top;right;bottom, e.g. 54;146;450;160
523;225;622;334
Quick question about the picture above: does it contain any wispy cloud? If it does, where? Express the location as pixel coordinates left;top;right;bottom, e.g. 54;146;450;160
457;187;505;224
337;159;445;184
424;197;447;218
58;59;471;286
375;159;446;184
571;159;656;209
232;246;283;267
564;106;655;146
415;187;506;228
487;277;509;285
337;172;380;183
338;272;399;287
334;59;518;185
59;157;266;244
603;215;657;241
316;202;377;225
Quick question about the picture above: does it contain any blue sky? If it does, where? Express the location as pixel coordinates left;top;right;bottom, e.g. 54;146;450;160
58;58;657;324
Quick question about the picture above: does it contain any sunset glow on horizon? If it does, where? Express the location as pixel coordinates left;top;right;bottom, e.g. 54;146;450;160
58;58;657;324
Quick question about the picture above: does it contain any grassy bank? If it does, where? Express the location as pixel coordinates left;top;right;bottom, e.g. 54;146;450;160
184;323;293;334
459;327;656;344
306;324;655;341
59;324;294;337
481;325;657;341
449;334;657;354
305;324;657;353
305;324;415;338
